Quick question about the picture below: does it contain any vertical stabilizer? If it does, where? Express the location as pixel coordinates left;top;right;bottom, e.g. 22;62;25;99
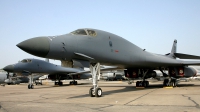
169;39;177;58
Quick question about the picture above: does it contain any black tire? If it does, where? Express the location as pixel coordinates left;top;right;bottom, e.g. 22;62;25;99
145;81;149;87
59;82;63;86
89;87;95;97
28;84;30;89
31;85;34;89
74;81;76;85
143;81;146;87
95;88;102;97
136;81;139;87
163;79;167;86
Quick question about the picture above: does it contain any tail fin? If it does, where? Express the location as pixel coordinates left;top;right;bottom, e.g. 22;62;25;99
168;39;177;58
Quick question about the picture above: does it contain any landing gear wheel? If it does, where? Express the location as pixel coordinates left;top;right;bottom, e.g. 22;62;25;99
55;82;58;85
163;79;177;87
28;84;34;89
74;81;78;85
136;81;143;87
146;81;149;87
30;85;34;89
58;82;63;86
89;87;95;97
69;81;77;85
136;81;149;87
136;81;139;87
143;81;146;87
28;84;30;89
95;88;102;97
163;79;168;86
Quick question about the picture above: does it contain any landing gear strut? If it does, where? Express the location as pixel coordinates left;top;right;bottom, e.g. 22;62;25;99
136;70;149;87
89;63;102;97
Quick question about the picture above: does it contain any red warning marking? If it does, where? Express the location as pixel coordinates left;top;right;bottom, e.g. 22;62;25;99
115;50;119;52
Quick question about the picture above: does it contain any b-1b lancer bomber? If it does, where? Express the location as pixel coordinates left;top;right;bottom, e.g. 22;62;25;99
17;28;200;97
3;58;91;89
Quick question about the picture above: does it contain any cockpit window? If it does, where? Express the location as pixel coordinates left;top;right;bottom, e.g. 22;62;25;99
87;30;97;37
27;59;32;62
21;59;32;63
71;29;87;35
21;59;28;63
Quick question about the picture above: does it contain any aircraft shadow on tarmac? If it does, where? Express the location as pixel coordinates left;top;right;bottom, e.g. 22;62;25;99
66;83;197;99
32;83;92;89
32;83;197;90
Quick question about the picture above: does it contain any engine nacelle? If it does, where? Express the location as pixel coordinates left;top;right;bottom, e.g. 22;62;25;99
124;69;157;78
124;69;139;78
48;74;81;81
169;66;197;78
146;70;157;78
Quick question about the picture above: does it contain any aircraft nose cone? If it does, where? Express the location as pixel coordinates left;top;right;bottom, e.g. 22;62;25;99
17;37;50;57
3;65;14;72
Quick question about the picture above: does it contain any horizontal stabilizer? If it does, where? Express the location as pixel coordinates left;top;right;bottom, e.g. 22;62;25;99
174;53;200;59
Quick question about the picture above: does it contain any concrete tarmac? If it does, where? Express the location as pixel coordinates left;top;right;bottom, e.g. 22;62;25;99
0;80;200;112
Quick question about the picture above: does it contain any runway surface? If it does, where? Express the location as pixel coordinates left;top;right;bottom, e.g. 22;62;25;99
0;80;200;112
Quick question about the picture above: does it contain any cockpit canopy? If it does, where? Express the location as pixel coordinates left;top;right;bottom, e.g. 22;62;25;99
71;29;97;37
21;59;32;63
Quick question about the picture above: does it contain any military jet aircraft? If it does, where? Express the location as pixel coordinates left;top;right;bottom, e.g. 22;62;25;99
17;28;200;97
3;58;91;89
0;70;21;85
0;71;8;86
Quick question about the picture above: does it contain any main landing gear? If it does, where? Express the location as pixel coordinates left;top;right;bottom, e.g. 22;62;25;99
163;78;177;87
136;81;149;87
28;84;34;89
136;70;149;88
89;63;102;97
28;74;34;89
159;67;177;87
54;75;63;86
55;80;63;86
69;80;78;85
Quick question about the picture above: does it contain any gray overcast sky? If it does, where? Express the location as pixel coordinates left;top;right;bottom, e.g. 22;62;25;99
0;0;200;68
